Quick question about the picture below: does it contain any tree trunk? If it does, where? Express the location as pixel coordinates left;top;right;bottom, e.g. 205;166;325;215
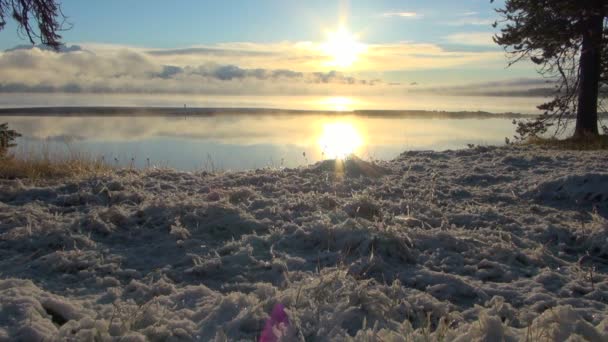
574;4;604;138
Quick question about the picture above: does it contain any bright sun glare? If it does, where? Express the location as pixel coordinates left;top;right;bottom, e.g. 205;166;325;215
321;96;355;111
318;122;364;159
321;26;366;68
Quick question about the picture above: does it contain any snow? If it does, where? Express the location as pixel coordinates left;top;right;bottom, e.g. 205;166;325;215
1;145;608;341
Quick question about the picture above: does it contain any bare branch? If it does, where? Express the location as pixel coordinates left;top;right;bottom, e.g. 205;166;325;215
0;0;68;50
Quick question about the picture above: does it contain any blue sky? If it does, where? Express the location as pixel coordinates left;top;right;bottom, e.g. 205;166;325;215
0;0;503;48
0;0;544;99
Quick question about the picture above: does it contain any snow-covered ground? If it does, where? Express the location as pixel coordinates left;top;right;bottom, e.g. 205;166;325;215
1;145;608;341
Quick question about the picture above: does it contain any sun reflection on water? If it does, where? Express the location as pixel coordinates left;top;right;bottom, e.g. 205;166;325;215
317;121;364;159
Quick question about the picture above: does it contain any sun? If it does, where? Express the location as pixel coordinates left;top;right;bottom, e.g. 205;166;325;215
318;122;364;159
321;26;366;68
320;96;355;111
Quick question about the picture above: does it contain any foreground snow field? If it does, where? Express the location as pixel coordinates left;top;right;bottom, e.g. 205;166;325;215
1;145;608;341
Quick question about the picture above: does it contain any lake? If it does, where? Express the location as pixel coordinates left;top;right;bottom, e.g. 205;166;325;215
2;112;522;171
1;93;544;113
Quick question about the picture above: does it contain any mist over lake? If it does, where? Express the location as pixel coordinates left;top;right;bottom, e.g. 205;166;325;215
0;93;545;113
0;93;547;170
3;109;525;171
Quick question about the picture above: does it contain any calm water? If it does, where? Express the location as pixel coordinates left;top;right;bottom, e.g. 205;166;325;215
2;113;519;171
0;93;544;113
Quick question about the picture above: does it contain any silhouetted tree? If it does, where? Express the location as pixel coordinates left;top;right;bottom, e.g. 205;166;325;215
493;0;607;139
0;122;20;155
0;0;67;49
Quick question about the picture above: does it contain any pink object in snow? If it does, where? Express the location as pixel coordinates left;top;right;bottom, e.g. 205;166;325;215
259;303;290;342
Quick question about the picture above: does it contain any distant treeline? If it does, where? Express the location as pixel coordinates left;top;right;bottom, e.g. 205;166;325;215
0;106;604;119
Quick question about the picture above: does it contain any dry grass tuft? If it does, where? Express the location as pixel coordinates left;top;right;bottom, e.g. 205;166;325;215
524;134;608;150
0;152;111;180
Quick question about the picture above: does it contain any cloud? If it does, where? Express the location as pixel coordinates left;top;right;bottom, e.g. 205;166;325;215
359;42;503;70
146;47;276;57
4;44;85;53
413;78;555;97
442;11;494;26
443;32;496;46
447;18;494;26
0;39;509;96
0;47;382;96
381;12;419;18
81;40;505;72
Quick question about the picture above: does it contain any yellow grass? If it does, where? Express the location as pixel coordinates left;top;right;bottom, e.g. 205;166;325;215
525;134;608;150
0;151;112;180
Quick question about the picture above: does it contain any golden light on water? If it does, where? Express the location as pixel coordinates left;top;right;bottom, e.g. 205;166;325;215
321;26;366;68
318;121;364;159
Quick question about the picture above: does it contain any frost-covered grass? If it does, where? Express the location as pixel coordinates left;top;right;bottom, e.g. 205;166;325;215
1;145;608;341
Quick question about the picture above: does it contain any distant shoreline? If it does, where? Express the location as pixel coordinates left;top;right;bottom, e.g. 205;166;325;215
0;106;543;119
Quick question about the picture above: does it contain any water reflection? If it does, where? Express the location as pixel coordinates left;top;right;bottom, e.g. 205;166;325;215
317;122;364;159
1;114;517;171
0;93;544;113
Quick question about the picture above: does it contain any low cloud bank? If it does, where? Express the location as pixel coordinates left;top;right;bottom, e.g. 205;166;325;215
0;45;381;95
0;43;541;97
414;78;556;97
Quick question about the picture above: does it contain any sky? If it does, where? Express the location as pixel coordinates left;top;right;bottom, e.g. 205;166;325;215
0;0;547;105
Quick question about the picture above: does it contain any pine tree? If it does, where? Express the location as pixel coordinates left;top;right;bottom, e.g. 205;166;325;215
0;123;21;156
493;0;607;138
